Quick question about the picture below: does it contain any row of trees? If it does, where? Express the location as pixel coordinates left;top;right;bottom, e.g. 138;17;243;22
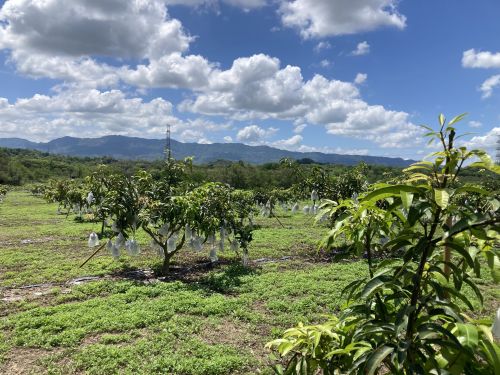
37;159;371;222
35;154;373;275
40;159;259;274
1;146;396;188
268;115;500;374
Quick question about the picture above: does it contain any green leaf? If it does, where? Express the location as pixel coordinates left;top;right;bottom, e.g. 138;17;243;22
479;337;500;371
439;114;446;127
434;189;449;209
363;185;421;203
365;345;394;375
445;241;475;268
453;185;490;196
400;191;414;210
447;113;467;126
420;124;435;132
455;323;479;349
361;276;389;299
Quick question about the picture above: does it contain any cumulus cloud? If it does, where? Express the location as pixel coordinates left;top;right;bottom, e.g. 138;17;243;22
0;0;418;150
0;88;228;142
314;41;331;53
320;59;332;68
480;75;500;99
354;73;367;85
228;129;369;155
462;49;500;98
119;53;214;89
352;41;370;56
462;49;500;69
181;54;306;117
180;54;418;148
0;0;192;59
236;124;278;143
325;105;422;148
5;53;119;88
293;124;307;133
165;0;267;9
272;134;303;149
462;127;500;157
0;0;204;89
279;0;406;39
296;144;369;155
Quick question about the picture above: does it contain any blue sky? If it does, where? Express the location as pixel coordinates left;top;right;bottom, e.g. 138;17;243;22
0;0;499;159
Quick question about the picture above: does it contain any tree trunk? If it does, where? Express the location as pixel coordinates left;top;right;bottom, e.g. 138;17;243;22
162;253;172;275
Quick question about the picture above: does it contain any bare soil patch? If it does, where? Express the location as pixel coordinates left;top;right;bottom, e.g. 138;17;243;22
0;347;63;375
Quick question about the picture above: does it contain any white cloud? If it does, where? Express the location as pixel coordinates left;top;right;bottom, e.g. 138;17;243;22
198;138;213;144
297;144;369;155
233;128;371;154
0;0;417;150
320;59;331;68
462;50;500;98
0;0;206;90
0;88;229;142
4;53;119;87
235;131;370;155
181;54;306;117
180;54;417;148
279;0;406;39
480;74;500;98
165;0;267;10
462;127;500;157
325;105;422;148
120;53;214;89
352;41;370;56
293;124;307;133
272;134;303;149
314;41;331;53
301;75;364;124
462;49;500;69
0;0;192;60
354;73;367;84
236;124;278;143
180;129;205;142
223;136;233;142
469;120;482;128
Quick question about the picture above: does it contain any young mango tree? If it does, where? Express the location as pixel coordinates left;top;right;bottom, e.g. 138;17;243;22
319;195;396;272
267;114;500;374
43;179;88;217
83;165;116;234
83;168;255;275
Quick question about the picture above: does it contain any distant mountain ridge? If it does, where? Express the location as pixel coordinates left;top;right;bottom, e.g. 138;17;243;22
0;135;414;167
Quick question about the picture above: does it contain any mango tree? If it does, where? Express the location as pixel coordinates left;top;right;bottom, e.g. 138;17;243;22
268;114;500;374
84;167;255;275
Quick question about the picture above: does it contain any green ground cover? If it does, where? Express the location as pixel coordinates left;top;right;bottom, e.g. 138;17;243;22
0;191;497;374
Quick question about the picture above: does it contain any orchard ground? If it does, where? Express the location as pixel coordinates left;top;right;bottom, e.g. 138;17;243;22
0;191;498;374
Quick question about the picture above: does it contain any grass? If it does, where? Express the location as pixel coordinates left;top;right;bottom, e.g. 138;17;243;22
0;191;497;374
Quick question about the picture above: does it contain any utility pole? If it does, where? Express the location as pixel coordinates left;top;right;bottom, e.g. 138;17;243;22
165;123;172;160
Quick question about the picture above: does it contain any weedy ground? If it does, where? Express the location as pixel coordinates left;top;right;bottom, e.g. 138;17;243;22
0;191;498;374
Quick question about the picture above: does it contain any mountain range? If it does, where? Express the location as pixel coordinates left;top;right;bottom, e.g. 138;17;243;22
0;136;413;167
